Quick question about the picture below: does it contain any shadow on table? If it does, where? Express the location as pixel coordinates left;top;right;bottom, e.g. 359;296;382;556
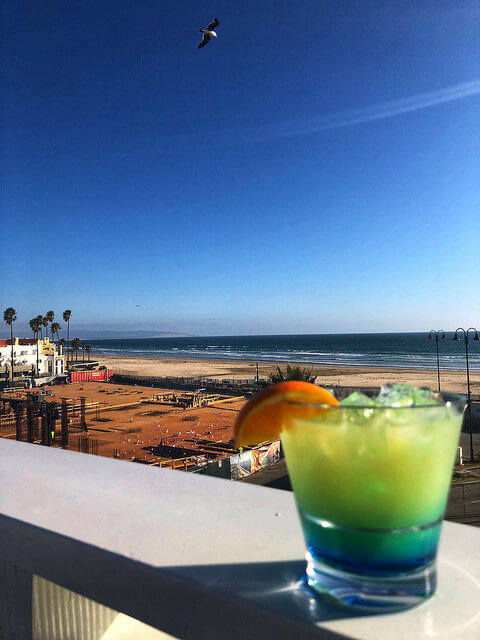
171;559;382;625
3;514;390;639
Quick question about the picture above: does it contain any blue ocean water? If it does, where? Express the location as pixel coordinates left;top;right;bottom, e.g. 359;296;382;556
88;333;480;371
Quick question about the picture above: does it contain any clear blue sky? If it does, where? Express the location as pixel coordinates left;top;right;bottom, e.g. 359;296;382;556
1;0;479;336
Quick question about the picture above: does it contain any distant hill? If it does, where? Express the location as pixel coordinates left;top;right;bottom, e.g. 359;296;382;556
7;329;190;340
60;330;191;340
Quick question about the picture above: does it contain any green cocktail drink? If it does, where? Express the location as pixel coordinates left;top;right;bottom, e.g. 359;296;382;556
280;386;465;610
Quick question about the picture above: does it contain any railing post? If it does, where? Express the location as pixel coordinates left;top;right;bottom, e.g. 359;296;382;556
26;402;34;443
40;402;49;446
48;402;57;446
14;404;24;442
61;399;68;449
80;397;87;432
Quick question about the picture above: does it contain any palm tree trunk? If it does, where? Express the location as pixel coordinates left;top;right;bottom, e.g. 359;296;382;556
36;333;39;376
67;321;70;362
10;323;14;381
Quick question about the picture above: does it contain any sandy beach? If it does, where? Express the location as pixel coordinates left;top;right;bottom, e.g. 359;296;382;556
94;354;480;396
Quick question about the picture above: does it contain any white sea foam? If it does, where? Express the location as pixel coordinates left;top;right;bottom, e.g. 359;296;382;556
88;334;480;371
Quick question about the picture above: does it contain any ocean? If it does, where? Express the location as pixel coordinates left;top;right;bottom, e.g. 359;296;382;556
88;332;480;371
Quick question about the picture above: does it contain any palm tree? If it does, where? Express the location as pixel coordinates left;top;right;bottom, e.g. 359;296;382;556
36;314;44;338
29;317;41;375
51;322;61;342
46;310;55;340
268;364;315;384
63;310;72;361
86;344;92;361
3;307;17;381
42;316;49;340
71;338;81;362
29;317;40;338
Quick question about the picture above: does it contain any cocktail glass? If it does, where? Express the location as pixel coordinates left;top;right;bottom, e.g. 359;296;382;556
280;390;465;611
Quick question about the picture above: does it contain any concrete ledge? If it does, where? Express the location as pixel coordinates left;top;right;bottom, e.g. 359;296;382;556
1;439;480;639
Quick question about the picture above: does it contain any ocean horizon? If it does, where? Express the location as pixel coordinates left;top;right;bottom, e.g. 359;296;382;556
87;332;480;372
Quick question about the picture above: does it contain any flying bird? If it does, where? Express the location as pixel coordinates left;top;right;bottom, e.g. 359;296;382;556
198;18;219;49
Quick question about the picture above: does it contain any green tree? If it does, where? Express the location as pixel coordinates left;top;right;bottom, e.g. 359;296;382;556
71;337;81;362
29;317;40;339
29;317;42;374
86;344;92;361
36;314;44;338
63;310;72;359
3;307;17;381
42;316;49;340
267;363;315;385
51;322;61;342
46;310;55;339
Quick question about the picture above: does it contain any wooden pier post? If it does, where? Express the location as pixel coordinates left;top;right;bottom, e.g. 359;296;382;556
61;399;68;449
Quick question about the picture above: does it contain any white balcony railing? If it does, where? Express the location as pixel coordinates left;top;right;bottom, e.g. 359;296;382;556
1;438;480;640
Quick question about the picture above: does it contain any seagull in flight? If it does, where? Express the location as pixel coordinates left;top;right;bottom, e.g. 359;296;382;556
198;18;219;49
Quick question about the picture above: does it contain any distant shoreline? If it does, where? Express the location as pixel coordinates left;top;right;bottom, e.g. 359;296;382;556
94;354;480;396
84;333;480;373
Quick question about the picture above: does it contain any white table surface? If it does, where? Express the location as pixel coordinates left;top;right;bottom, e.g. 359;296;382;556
1;439;479;640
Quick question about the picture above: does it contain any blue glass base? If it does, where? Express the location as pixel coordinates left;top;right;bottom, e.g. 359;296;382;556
306;549;437;612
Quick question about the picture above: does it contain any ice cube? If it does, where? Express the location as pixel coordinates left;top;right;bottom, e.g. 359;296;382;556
340;391;376;407
376;384;436;407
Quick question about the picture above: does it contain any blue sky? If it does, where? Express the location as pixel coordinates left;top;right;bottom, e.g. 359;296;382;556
1;0;479;336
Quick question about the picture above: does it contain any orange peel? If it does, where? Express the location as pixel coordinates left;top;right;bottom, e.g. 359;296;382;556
234;381;339;447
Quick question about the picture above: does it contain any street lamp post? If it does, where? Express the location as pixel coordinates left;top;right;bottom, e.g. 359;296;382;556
428;330;446;392
453;327;479;463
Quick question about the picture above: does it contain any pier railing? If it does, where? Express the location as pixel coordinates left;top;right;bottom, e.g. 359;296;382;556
111;369;259;394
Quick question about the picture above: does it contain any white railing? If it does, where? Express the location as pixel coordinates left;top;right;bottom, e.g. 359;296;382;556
1;439;480;640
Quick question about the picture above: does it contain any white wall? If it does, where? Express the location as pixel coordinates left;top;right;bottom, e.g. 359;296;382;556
0;342;64;376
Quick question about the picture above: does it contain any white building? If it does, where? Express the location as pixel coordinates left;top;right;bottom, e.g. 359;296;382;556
0;337;65;380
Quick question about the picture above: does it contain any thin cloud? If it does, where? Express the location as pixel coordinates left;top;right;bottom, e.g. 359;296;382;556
122;79;480;156
302;79;479;131
225;79;480;146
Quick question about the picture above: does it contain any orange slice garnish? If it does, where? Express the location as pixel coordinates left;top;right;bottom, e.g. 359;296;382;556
234;381;339;447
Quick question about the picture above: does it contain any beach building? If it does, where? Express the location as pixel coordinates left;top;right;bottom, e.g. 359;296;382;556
0;337;65;382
